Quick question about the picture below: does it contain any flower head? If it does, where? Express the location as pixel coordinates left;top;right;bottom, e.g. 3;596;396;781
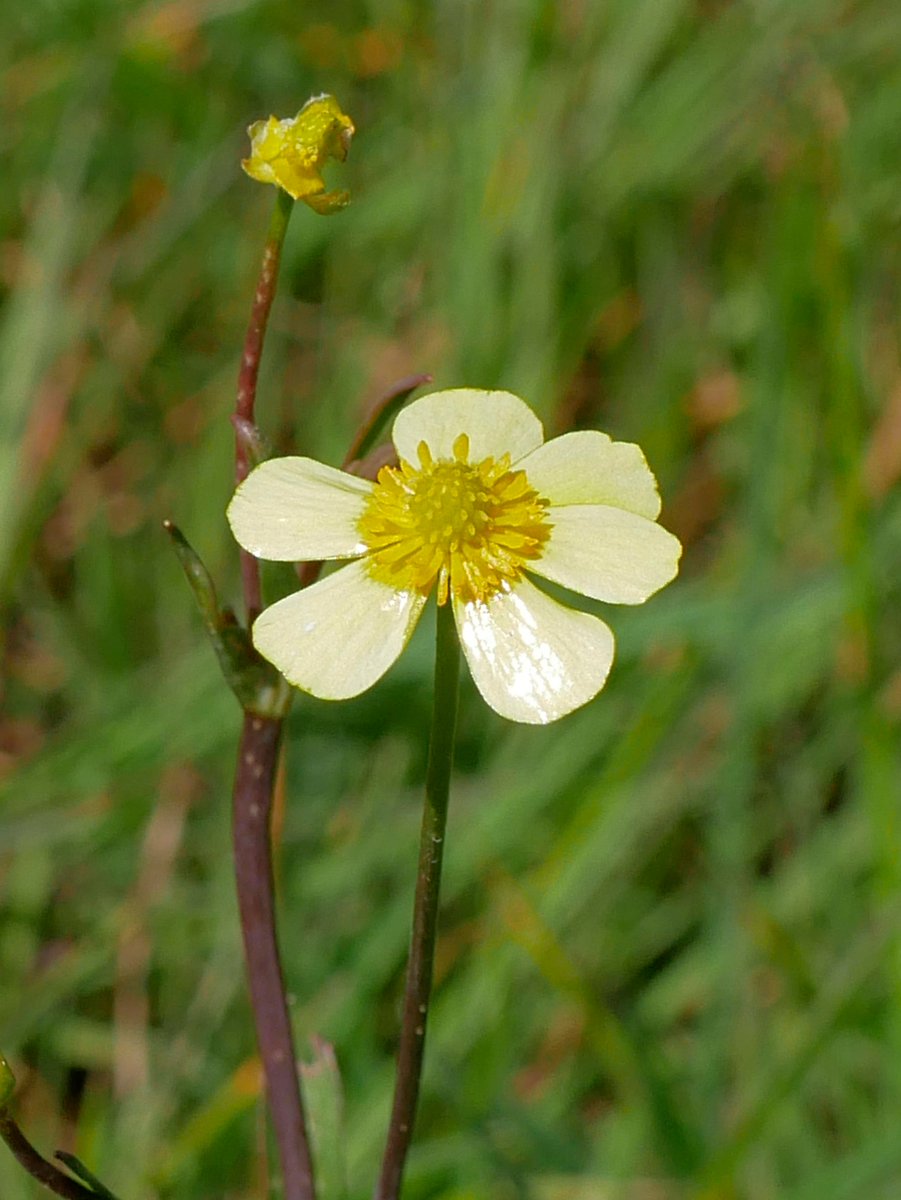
228;390;681;723
242;94;354;212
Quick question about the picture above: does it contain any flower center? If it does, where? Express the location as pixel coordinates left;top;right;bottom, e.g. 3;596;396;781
358;434;552;605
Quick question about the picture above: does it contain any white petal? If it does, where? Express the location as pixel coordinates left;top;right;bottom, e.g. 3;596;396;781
392;388;544;466
252;560;427;699
532;505;681;604
518;430;661;518
453;578;615;724
228;457;371;561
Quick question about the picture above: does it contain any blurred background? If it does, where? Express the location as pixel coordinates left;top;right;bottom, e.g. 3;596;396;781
2;1;901;1197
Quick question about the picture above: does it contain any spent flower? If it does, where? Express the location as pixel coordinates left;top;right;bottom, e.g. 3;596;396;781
242;94;354;212
228;389;681;723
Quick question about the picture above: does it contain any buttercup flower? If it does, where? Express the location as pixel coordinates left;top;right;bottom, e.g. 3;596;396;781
242;94;354;212
228;389;681;723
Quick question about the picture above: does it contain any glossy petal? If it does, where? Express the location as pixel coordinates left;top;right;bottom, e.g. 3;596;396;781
532;505;681;604
228;458;371;561
392;389;544;466
518;430;661;518
252;560;427;699
454;578;615;724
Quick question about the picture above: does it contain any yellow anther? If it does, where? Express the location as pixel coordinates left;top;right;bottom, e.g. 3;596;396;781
358;437;551;605
452;433;470;461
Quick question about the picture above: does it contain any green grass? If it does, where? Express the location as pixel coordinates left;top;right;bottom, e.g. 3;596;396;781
3;1;901;1197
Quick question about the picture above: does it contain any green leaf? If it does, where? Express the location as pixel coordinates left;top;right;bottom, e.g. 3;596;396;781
54;1153;121;1199
300;1039;347;1200
163;522;291;717
343;374;432;470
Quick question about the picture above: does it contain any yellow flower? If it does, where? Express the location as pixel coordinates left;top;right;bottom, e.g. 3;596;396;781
241;94;354;212
228;390;681;723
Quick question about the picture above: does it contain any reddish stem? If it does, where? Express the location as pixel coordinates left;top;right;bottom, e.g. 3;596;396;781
235;189;294;623
0;1111;99;1200
233;714;315;1200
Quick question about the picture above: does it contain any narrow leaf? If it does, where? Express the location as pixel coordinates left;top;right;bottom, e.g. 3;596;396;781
163;521;290;716
300;1038;347;1200
343;373;432;469
55;1152;121;1199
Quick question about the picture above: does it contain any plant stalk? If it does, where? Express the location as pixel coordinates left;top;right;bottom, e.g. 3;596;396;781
233;713;315;1200
235;188;294;623
230;187;315;1198
376;601;461;1200
0;1110;99;1200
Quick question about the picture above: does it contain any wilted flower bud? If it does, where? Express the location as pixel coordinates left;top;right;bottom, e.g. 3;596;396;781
242;94;354;213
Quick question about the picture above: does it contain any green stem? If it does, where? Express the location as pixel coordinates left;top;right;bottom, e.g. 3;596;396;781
376;601;461;1200
235;188;294;623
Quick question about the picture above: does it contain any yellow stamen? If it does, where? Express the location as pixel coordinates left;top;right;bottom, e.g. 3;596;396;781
358;438;552;604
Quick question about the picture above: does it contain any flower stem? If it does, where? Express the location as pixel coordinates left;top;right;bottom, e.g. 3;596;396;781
236;188;294;623
376;601;461;1200
0;1110;99;1200
233;714;315;1200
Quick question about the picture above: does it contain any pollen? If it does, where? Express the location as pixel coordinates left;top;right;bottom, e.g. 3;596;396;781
358;433;552;605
